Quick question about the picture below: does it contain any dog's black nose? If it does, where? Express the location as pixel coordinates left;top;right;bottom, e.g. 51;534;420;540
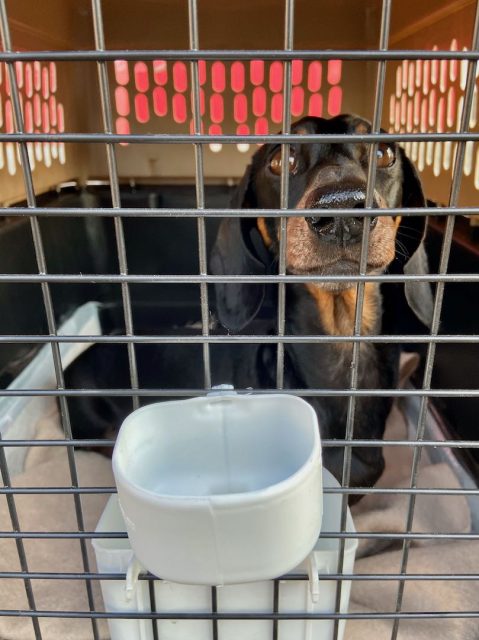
306;186;378;244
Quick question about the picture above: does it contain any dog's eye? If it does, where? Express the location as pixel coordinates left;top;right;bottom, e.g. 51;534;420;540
376;143;395;168
269;149;298;175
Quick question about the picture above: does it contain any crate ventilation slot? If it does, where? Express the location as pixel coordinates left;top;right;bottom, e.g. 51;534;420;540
389;38;479;188
113;59;343;153
0;60;66;175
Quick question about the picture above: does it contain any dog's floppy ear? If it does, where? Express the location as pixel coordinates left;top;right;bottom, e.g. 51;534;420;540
210;165;271;332
393;149;434;328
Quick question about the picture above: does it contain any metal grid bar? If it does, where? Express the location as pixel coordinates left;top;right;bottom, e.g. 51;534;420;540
188;0;212;389
5;485;479;496
148;581;159;640
91;0;140;412
391;6;479;636
0;4;99;638
2;609;479;621
3;570;479;581
334;4;392;637
2;49;479;62
5;131;479;142
276;0;294;388
1;205;479;217
1;334;479;344
0;273;477;283
0;388;478;398
3;531;479;541
4;437;479;448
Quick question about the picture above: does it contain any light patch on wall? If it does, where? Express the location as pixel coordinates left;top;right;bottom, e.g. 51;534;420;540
443;140;453;170
464;140;474;176
34;141;43;162
153;60;167;86
271;93;283;124
43;142;52;168
231;62;245;93
173;62;187;93
328;86;342;116
292;59;303;85
269;61;283;93
470;86;478;128
411;140;418;162
418;141;426;171
309;93;323;118
255;117;268;136
433;142;442;176
291;86;304;117
208;124;222;153
426;140;434;166
58;142;66;165
6;141;16;175
236;124;250;153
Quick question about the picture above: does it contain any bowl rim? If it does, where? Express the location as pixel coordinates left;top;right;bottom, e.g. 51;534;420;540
112;393;322;505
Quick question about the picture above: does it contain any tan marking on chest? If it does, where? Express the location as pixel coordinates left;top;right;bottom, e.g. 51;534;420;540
305;283;380;337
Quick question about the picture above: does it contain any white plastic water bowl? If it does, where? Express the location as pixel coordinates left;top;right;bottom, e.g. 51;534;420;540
112;392;322;586
93;468;357;640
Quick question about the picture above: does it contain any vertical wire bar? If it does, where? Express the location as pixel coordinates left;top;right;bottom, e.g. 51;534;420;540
148;579;159;640
0;434;41;640
91;0;140;411
333;2;392;638
272;579;280;640
0;4;100;639
390;6;479;638
211;586;218;640
276;0;295;388
188;0;211;389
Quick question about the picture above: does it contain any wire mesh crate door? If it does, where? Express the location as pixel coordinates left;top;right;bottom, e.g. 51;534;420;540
1;1;479;640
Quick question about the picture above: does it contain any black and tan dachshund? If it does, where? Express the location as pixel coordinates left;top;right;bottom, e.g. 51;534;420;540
210;114;433;491
65;114;433;494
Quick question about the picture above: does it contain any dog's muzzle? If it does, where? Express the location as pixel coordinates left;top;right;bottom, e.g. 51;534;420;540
305;185;379;245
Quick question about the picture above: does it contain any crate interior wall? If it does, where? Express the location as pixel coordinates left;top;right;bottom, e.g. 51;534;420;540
1;0;479;639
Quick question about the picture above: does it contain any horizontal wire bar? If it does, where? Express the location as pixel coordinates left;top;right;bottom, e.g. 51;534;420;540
1;571;478;582
3;132;479;144
0;531;477;540
2;438;479;448
0;334;476;345
1;49;479;62
0;609;478;621
0;274;476;284
0;207;452;218
0;388;478;398
1;485;479;496
0;206;474;218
